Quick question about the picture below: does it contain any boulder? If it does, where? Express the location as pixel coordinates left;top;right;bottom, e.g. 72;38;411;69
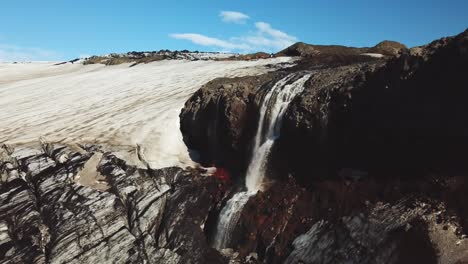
284;202;436;264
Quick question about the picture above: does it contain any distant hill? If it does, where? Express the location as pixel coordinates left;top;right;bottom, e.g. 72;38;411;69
276;40;407;57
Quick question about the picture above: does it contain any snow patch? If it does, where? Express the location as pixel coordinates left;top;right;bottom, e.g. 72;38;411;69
361;53;385;58
0;58;293;169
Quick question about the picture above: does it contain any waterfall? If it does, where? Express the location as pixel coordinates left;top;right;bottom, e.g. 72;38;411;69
212;73;311;250
211;192;251;249
245;73;311;191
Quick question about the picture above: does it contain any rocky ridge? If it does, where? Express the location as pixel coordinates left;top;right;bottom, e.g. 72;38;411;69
81;50;238;66
0;144;228;263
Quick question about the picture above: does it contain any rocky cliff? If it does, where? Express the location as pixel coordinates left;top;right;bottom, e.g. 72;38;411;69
180;73;287;177
280;28;468;184
181;29;468;184
0;144;227;263
179;29;468;263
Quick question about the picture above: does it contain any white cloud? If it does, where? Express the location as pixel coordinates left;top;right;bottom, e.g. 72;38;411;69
170;13;298;53
240;22;298;51
0;44;62;62
170;33;249;50
255;22;297;43
220;11;250;24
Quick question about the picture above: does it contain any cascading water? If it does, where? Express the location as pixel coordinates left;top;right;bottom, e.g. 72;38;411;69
245;73;311;191
212;73;311;250
211;192;251;249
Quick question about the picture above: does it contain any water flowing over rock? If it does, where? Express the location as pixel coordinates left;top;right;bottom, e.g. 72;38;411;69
180;73;284;173
211;73;311;251
245;73;311;192
212;192;251;250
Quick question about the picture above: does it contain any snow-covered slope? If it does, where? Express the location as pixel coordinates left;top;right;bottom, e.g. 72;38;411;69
0;58;292;168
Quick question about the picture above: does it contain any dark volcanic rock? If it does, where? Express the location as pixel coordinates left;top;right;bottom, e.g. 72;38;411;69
368;40;408;56
227;172;468;263
280;29;468;185
179;36;414;181
284;202;436;264
179;73;284;174
277;42;366;57
155;164;226;263
275;40;407;71
277;40;407;58
0;145;227;264
178;29;468;264
276;40;407;66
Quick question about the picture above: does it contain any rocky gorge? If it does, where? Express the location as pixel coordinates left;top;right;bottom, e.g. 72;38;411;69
2;29;468;264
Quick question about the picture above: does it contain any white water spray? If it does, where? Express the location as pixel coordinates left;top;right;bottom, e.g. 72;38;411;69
212;73;311;250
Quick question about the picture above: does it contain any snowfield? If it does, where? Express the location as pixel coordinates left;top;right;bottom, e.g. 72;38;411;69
0;58;292;168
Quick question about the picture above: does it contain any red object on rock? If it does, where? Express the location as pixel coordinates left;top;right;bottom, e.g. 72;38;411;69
212;165;230;181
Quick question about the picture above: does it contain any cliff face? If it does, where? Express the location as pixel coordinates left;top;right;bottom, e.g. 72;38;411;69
2;146;467;264
179;29;468;263
179;73;287;176
280;28;468;184
180;29;468;183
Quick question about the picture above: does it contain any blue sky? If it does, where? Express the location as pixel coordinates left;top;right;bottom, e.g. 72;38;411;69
0;0;467;61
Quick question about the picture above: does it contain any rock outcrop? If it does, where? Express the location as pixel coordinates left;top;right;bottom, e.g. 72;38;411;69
276;40;407;57
368;40;408;56
180;73;286;175
284;202;436;264
280;28;468;185
219;172;468;263
276;40;407;64
276;42;367;57
0;145;227;264
83;50;238;66
180;28;468;185
3;144;466;263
